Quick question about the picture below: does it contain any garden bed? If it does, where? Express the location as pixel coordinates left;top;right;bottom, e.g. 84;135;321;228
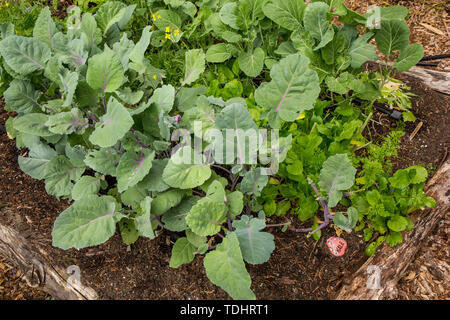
0;74;448;300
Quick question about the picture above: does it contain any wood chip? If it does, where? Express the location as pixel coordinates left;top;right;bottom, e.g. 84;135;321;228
419;23;446;36
409;121;423;141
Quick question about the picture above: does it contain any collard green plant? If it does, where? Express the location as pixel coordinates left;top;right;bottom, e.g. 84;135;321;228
0;0;433;300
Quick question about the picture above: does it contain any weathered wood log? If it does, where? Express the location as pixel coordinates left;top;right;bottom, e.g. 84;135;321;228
335;158;450;300
402;66;450;95
0;214;98;300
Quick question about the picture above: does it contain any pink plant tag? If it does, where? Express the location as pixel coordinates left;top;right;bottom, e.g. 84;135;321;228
326;237;347;257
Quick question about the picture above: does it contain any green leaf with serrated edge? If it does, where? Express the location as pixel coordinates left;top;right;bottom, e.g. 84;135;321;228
162;196;199;231
135;196;155;239
18;141;57;180
232;215;275;264
0;36;51;75
44;156;85;199
203;232;255;300
226;191;244;219
386;231;402;247
119;218;139;245
393;44;424;72
333;207;358;231
387;215;408;232
186;200;227;236
163;146;212;189
262;0;306;31
52;195;122;249
206;43;234;63
375;20;410;55
46;108;86;135
152;189;190;216
89;97;134;147
182;49;205;86
95;1;135;34
138;159;170;193
13;113;53;137
129;26;152;74
4;79;41;113
33;7;57;49
349;32;378;68
238;47;265;78
148;85;175;112
170;237;196;268
72;176;101;201
254;54;320;127
86;49;124;93
240;168;268;196
84;149;119;176
318;154;356;208
116;149;155;193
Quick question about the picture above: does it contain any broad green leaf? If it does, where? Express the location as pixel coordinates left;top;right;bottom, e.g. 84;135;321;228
186;229;207;248
0;22;14;40
115;87;144;105
95;1;136;34
227;191;244;218
119;218;139;245
0;36;51;75
318;154;356;207
148;84;175;112
182;49;205;86
152;189;190;216
46;108;87;135
33;7;57;49
13;113;53;137
314;27;334;51
138;159;170;193
162;196;199;231
72;176;102;200
18;142;57;180
170;237;196;268
162;146;212;189
219;3;239;30
116;149;155;193
233;215;275;264
203;232;255;300
255;54;320;126
44;155;85;198
52;195;122;249
186;200;227;236
393;44;424;72
262;0;306;31
349;32;378;68
89;97;134;147
75;81;99;107
135;196;155;239
129;26;152;74
112;33;135;72
59;69;79;107
304;2;331;42
81;12;102;49
375;20;410;55
84;148;119;176
86;50;124;93
240;168;268;196
238;47;265;77
206;43;234;63
153;10;182;31
175;86;207;112
333;207;358;231
313;0;347;16
213;103;258;165
4;79;41;113
378;6;409;21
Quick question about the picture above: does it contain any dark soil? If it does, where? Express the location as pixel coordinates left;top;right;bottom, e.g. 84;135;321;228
0;74;448;299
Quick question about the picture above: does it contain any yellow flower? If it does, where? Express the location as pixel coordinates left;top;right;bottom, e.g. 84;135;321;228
5;2;9;7
165;26;170;33
152;14;156;21
152;75;157;80
174;29;180;36
295;112;306;120
157;13;161;19
165;33;171;39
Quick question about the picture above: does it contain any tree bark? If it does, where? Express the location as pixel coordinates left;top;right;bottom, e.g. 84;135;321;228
0;215;98;300
335;159;450;300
